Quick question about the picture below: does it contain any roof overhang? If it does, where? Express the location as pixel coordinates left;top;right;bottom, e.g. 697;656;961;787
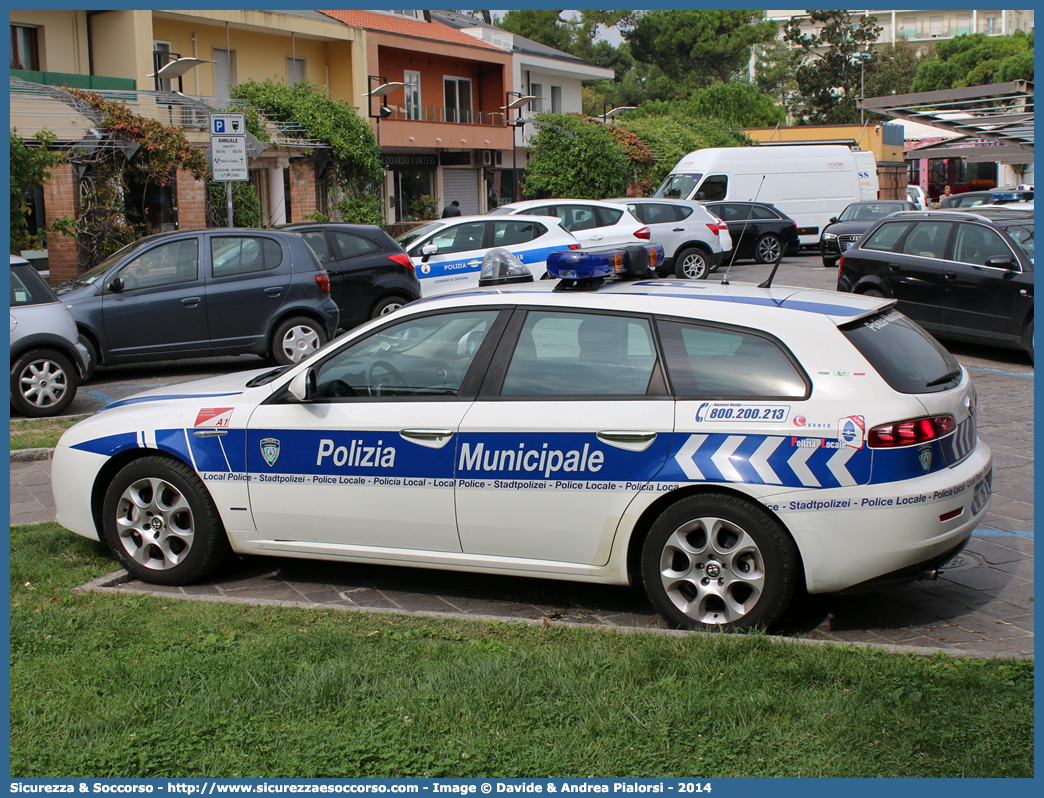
860;80;1033;163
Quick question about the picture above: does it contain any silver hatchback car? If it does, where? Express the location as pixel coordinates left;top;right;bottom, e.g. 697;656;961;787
604;198;731;280
10;254;92;417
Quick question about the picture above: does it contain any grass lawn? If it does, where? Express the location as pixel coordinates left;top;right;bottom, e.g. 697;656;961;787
10;522;1034;779
10;415;89;450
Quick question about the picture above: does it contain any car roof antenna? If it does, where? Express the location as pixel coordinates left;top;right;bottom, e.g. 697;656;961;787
757;246;785;289
720;175;766;286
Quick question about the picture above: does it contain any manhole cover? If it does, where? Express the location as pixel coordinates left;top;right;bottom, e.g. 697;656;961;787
940;552;984;571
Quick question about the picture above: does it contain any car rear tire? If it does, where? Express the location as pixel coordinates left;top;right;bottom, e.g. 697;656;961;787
10;348;78;417
861;287;886;298
371;295;409;319
754;234;783;264
102;456;230;586
674;247;710;280
640;493;799;631
272;316;327;366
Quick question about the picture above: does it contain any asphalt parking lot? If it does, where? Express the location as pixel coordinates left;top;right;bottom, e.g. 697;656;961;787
10;252;1034;657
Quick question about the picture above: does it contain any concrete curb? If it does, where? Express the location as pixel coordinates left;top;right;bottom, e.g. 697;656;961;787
11;447;54;462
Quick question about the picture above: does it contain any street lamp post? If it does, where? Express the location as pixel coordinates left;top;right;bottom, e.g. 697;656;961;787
853;52;872;125
501;91;537;203
366;75;404;148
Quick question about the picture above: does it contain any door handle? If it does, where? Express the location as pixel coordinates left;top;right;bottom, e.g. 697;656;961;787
887;264;900;272
400;429;454;449
597;430;657;452
181;297;202;307
943;272;957;281
673;227;685;232
265;287;284;297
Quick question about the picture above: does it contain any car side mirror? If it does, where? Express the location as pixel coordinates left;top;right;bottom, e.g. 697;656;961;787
287;368;317;401
421;243;438;262
985;255;1018;270
829;217;838;224
108;277;125;293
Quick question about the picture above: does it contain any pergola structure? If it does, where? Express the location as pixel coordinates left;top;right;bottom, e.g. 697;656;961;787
859;80;1033;164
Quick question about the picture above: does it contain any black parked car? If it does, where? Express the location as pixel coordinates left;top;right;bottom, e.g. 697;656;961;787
837;209;1034;361
819;200;917;268
702;201;800;265
938;187;1034;209
281;223;420;330
57;229;340;368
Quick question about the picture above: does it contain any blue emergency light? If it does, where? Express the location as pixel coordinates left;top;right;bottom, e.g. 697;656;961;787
547;244;664;290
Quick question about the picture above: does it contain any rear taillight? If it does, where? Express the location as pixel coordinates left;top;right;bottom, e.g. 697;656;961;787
868;416;956;448
706;223;721;235
634;226;651;240
838;254;845;281
315;273;331;294
388;253;414;271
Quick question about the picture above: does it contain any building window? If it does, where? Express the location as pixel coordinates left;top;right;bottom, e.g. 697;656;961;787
551;86;562;113
984;15;998;33
11;25;39;70
444;77;472;123
213;48;237;99
404;70;421;120
529;82;543;111
154;41;173;92
287;57;306;85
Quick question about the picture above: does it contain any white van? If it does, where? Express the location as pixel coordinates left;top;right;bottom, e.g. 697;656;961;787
652;145;879;246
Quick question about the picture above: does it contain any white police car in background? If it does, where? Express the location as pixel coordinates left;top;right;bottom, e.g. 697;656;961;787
51;248;991;631
395;214;578;297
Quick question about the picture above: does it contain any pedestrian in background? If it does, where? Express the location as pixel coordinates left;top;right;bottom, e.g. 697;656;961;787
442;200;461;218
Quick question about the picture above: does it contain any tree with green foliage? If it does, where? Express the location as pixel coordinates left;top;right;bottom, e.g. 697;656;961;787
522;112;628;199
10;130;75;253
231;79;384;226
864;40;927;101
494;10;638;62
619;111;753;193
753;39;804;119
783;10;882;125
495;10;572;52
686;82;785;127
912;31;1033;91
626;10;779;90
206;180;263;228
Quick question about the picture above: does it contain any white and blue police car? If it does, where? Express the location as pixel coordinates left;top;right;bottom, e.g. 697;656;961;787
51;248;991;631
395;214;579;297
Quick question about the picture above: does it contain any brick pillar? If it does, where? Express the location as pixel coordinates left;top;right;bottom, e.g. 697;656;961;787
288;161;318;222
42;162;79;284
176;169;207;230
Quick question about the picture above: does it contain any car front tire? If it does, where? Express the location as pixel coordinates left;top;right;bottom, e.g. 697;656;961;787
640;493;799;631
371;295;410;319
272;316;327;365
674;247;710;280
754;234;783;264
10;348;78;417
822;257;837;269
102;456;230;586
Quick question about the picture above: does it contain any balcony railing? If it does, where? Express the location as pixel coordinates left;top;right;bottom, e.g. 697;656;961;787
381;104;507;126
897;22;1003;40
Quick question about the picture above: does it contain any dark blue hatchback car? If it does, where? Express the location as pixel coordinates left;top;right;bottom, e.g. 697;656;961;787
58;229;340;368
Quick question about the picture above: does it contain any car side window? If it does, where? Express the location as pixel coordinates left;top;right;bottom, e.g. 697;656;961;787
594;206;624;226
900;221;951;260
636;203;676;225
430;222;486;255
695;175;728;202
211;237;283;277
299;231;331;263
331;232;382;260
657;320;808;399
862;222;914;252
674;205;694;220
953;224;1015;267
119;239;199;289
313;310;500;399
559;205;598;232
750;205;779;220
723;204;751;222
492;220;543;246
500;311;657;396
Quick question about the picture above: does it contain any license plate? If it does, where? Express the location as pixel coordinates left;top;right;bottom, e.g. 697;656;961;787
971;472;992;515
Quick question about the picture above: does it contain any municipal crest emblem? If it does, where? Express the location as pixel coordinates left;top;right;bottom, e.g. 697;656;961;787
918;445;932;473
260;438;281;467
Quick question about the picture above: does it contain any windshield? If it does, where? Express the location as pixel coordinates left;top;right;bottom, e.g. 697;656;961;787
1004;223;1034;265
653;173;702;200
72;238;153;287
395;221;444;251
838;203;906;223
